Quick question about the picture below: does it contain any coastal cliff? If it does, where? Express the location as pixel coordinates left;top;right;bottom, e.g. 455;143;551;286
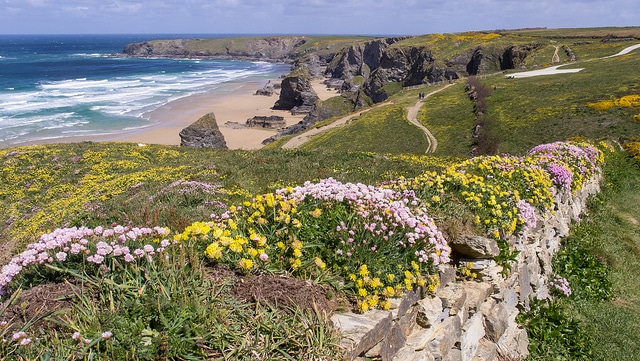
120;34;546;145
122;36;308;63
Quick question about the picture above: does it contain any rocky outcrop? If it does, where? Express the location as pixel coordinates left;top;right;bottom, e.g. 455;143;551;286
122;36;307;62
179;112;227;149
246;115;285;129
272;67;319;114
365;46;458;102
262;89;372;145
325;38;405;80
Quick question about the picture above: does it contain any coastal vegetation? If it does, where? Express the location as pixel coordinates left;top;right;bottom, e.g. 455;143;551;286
1;27;640;360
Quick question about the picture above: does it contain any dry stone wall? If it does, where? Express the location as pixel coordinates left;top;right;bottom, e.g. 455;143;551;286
331;173;601;361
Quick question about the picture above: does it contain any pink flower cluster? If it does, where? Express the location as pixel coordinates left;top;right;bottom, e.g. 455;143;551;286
528;141;602;191
516;199;537;231
550;274;572;297
0;225;173;297
280;178;450;265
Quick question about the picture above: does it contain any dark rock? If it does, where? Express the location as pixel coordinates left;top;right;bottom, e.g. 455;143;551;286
246;115;285;129
179;112;228;149
272;68;319;112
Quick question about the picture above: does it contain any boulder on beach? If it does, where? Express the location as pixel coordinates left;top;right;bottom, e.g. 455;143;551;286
179;112;228;149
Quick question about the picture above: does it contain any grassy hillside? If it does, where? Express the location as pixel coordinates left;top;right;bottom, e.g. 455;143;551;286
1;28;639;360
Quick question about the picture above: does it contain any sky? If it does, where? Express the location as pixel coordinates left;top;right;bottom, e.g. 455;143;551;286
0;0;638;35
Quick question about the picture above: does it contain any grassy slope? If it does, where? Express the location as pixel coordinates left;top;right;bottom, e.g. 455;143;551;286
565;152;640;360
1;28;640;359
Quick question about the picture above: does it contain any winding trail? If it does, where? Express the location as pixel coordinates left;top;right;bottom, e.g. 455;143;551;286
406;83;455;153
283;83;455;151
282;101;393;149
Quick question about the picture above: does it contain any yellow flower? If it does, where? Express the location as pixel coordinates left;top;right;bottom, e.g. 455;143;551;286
382;286;396;298
358;288;368;297
205;242;222;259
314;257;326;270
369;277;383;289
290;258;302;270
247;247;258;258
349;273;357;281
309;208;323;218
229;239;243;253
293;248;302;258
239;258;253;270
357;300;370;313
366;295;379;308
291;239;303;250
359;264;369;277
292;218;302;228
380;299;391;310
277;241;285;250
411;261;420;271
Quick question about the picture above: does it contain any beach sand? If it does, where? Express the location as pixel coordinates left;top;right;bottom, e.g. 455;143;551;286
105;78;339;150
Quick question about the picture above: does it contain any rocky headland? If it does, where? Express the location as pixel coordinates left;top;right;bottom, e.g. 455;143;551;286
120;34;570;146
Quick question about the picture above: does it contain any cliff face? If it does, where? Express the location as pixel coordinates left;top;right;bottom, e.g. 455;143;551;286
122;36;307;62
323;38;537;102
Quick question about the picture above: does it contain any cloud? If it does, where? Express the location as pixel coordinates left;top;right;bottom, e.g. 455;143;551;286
0;0;638;34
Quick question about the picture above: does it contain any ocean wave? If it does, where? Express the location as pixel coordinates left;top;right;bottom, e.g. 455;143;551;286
1;58;289;144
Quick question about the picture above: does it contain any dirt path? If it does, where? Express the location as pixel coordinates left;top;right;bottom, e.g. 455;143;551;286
283;83;455;151
552;46;560;63
406;83;456;153
282;101;393;149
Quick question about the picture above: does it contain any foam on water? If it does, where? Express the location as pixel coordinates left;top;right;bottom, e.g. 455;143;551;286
0;34;290;146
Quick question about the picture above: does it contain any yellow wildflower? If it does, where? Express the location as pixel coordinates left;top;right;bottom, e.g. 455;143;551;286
309;208;323;218
314;257;326;270
359;264;369;277
205;242;222;259
239;258;253;270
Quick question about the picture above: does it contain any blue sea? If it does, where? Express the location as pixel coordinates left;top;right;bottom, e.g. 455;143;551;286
0;34;290;147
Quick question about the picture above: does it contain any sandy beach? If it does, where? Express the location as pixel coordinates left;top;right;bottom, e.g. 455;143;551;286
100;78;339;150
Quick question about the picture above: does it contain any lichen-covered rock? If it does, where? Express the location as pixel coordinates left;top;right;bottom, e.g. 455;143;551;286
179;112;228;149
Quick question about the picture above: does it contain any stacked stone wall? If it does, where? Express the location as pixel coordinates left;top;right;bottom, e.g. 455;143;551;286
331;174;601;361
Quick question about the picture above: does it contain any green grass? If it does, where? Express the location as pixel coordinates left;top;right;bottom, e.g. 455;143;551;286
482;52;640;154
562;152;640;360
299;104;429;154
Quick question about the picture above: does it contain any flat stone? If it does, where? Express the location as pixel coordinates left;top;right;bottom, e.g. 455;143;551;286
437;283;467;316
473;338;497;361
439;264;456;288
518;264;532;310
416;296;444;328
429;316;462;359
460;313;485;361
462;282;493;311
443;348;462;361
331;310;393;360
393;346;436;361
397;287;422;319
381;321;407;361
497;325;529;360
450;234;500;258
481;302;508;342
